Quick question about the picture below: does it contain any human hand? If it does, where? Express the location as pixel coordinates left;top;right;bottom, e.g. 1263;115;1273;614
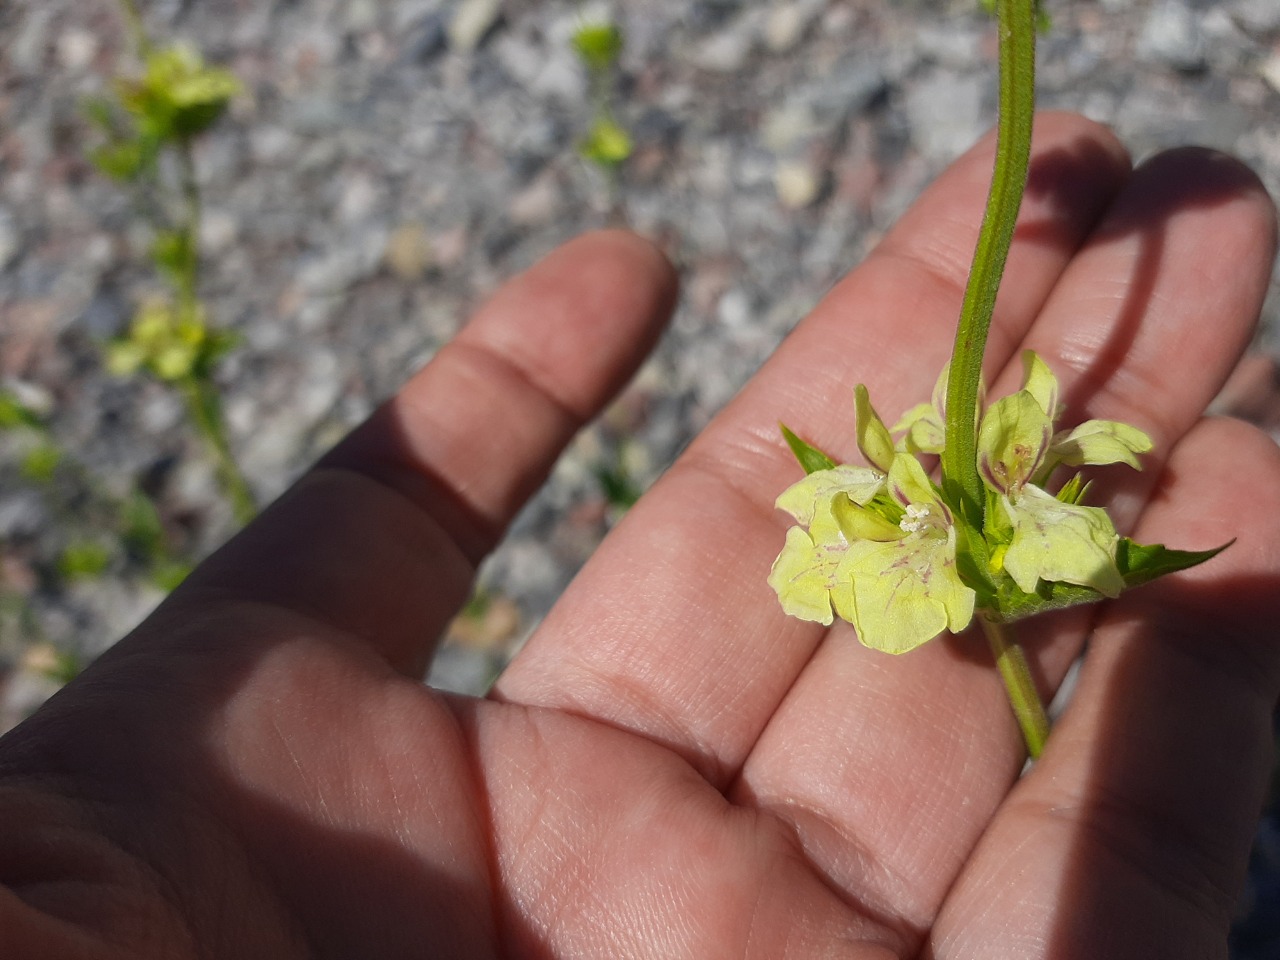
3;112;1278;959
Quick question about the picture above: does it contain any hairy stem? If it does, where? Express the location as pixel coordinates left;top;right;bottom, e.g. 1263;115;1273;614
981;617;1049;759
181;377;256;526
940;0;1037;532
942;0;1047;755
176;143;202;310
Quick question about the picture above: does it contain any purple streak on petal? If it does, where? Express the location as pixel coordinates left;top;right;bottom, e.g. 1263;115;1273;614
979;453;1007;494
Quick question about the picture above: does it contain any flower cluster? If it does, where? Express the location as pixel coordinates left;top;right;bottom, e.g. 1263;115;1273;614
106;297;237;383
769;351;1164;653
88;44;241;182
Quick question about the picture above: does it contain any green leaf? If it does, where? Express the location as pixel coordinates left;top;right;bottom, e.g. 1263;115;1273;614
579;116;632;166
595;461;643;510
0;391;42;430
572;23;624;71
57;541;112;581
991;574;1102;622
1054;472;1090;505
89;139;151;181
82;95;123;134
780;423;836;474
1115;537;1232;588
20;444;62;484
28;645;83;685
151;230;197;283
121;491;166;559
150;559;193;593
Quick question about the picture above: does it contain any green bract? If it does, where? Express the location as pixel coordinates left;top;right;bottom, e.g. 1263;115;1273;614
772;350;1224;654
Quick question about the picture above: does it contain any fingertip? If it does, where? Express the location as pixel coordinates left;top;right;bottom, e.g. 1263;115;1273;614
1142;415;1280;575
1023;110;1132;204
463;229;678;417
478;228;679;330
1114;147;1278;265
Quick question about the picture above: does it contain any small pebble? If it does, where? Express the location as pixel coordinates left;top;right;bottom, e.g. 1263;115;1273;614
448;0;502;53
775;159;822;209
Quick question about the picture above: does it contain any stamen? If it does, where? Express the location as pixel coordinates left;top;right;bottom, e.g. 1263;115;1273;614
900;503;931;534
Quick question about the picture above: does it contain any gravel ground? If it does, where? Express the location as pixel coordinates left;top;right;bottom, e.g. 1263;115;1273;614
3;0;1280;952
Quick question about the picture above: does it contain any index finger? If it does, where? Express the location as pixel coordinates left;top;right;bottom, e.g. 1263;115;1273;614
165;231;677;676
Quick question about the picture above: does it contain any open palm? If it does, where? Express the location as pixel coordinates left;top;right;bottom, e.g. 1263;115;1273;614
4;113;1279;959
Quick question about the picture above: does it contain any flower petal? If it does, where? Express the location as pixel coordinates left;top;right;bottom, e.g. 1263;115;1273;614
832;498;905;542
977;389;1051;494
769;524;847;625
775;465;884;525
839;530;975;653
892;402;946;455
887;451;945;513
1020;350;1060;418
855;384;897;473
1051;419;1153;469
1001;485;1123;597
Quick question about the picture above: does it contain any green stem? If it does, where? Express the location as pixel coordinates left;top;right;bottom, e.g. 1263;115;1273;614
941;0;1048;755
180;376;256;526
176;142;202;310
940;0;1037;532
981;616;1049;759
117;0;153;58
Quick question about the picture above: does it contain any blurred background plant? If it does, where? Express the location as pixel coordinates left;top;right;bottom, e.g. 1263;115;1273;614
573;18;632;170
86;0;254;524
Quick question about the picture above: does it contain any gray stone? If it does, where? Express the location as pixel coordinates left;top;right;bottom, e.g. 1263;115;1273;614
905;69;987;162
1230;0;1280;39
249;126;299;165
0;207;17;271
508;173;561;227
1264;53;1280;95
692;22;756;73
54;29;98;72
775;159;822;209
802;58;889;131
760;102;819;153
402;12;449;63
1136;1;1207;73
764;0;824;55
66;579;165;659
295;231;386;294
493;35;585;102
8;7;51;77
447;0;502;53
0;491;46;539
915;22;983;68
199;208;240;258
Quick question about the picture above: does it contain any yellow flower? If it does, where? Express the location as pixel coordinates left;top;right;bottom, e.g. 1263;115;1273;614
977;352;1149;597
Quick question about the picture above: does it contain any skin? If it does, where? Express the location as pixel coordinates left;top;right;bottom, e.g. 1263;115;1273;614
2;111;1278;959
